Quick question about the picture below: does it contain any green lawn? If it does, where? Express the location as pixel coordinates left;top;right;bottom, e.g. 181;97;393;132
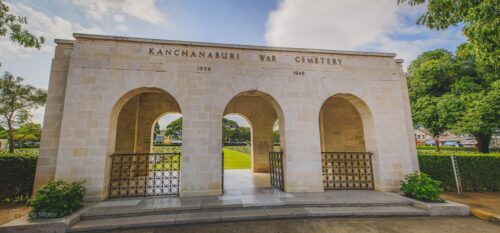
151;146;250;170
223;148;251;169
0;148;38;156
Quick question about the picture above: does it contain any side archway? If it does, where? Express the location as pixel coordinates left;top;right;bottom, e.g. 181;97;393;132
105;87;183;198
319;93;378;190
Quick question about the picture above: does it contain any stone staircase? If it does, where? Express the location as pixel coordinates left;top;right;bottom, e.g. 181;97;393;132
69;200;429;232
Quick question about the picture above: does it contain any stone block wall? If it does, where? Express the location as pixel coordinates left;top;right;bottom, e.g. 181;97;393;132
35;34;419;201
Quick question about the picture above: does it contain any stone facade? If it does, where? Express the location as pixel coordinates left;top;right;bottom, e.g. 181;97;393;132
34;34;419;201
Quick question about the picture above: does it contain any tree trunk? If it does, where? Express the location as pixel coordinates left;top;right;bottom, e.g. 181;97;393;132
434;136;440;152
8;126;15;153
475;133;492;153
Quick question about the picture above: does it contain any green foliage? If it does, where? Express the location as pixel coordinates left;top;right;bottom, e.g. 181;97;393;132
398;0;499;67
0;155;37;202
152;145;181;153
223;117;250;143
0;72;47;153
0;147;38;156
14;122;41;142
225;145;250;154
0;0;45;49
401;172;443;202
165;117;182;140
164;117;251;143
28;180;86;219
418;148;500;156
408;48;499;153
419;155;500;191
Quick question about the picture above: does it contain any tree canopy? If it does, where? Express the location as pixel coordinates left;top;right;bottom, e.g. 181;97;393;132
0;0;45;49
398;0;499;68
0;73;46;152
408;46;499;152
13;122;41;143
165;118;182;140
163;117;251;143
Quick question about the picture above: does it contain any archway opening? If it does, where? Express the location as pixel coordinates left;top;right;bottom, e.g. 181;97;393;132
222;90;285;194
152;113;182;153
109;89;182;198
319;94;376;190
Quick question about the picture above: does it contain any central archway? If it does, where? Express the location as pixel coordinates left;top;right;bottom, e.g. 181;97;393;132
222;90;286;193
107;88;182;198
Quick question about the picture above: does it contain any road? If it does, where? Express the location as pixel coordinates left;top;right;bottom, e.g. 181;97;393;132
109;216;499;233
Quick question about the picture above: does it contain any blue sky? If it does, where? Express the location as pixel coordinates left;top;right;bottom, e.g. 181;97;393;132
0;0;466;127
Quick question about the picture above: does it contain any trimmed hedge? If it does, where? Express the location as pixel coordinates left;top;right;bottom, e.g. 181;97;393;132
418;155;500;191
0;156;38;202
416;146;500;152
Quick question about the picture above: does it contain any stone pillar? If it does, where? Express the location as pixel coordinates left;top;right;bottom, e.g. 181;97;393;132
250;116;274;173
114;95;139;153
33;42;72;191
180;103;223;197
282;95;324;193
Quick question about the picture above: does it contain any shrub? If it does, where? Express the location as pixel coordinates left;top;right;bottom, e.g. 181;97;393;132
418;155;500;191
28;180;86;219
401;172;443;202
0;156;37;202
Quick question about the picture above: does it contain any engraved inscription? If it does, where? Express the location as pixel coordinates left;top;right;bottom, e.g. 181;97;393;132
293;71;305;76
259;55;276;62
195;66;212;72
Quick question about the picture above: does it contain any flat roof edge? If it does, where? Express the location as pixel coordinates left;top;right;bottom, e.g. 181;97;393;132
72;33;397;58
54;39;75;44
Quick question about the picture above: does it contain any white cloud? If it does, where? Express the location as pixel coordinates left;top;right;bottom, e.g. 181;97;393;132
74;0;167;26
30;107;45;125
265;0;465;68
0;3;104;58
115;24;128;32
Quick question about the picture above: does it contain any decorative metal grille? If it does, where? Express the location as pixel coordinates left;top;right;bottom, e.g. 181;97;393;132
269;151;285;191
109;153;181;198
321;152;374;190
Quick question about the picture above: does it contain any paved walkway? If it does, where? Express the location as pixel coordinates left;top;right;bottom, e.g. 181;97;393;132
223;169;271;195
106;216;500;233
442;192;500;216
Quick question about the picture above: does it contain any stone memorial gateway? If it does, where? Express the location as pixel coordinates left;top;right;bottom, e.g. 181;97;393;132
34;34;418;202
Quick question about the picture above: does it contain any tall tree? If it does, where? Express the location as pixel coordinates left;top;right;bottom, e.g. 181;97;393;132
408;49;456;151
444;45;500;152
165;118;182;140
0;0;45;49
153;122;161;139
408;47;499;153
0;73;46;152
222;118;239;142
398;0;499;68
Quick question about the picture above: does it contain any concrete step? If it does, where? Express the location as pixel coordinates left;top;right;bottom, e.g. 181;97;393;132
69;205;429;232
81;200;414;220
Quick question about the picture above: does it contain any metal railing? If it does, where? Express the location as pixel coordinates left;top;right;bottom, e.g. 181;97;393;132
321;152;374;190
109;152;181;198
269;151;285;191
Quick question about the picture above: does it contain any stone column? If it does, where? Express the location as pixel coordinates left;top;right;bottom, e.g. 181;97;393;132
281;97;324;193
33;42;72;191
180;103;223;196
249;116;274;173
